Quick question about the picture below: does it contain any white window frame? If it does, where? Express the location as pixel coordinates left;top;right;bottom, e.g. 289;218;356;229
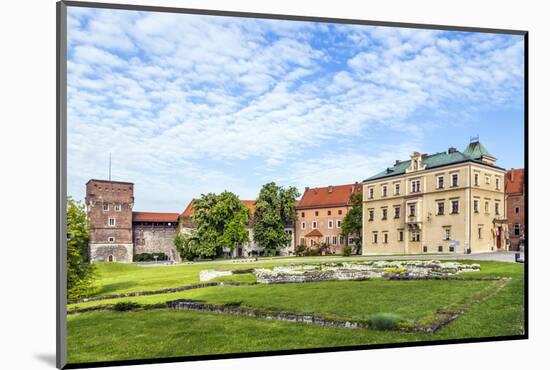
394;207;400;219
451;200;459;214
444;228;451;241
301;221;306;230
103;202;109;211
411;179;421;193
381;208;388;220
473;199;479;213
336;219;342;228
515;206;520;214
368;188;374;199
394;183;400;195
332;235;337;245
382;185;387;197
328;220;333;229
437;176;444;189
312;221;317;229
437;201;445;215
451;173;459;187
108;217;116;226
108;236;115;242
368;209;374;221
115;204;122;212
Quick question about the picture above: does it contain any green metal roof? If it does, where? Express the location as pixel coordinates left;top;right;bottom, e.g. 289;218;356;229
462;141;495;160
364;141;497;182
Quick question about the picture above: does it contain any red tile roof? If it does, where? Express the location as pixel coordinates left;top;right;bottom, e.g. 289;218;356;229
296;183;361;210
305;229;323;237
133;212;179;223
505;169;525;195
180;199;256;218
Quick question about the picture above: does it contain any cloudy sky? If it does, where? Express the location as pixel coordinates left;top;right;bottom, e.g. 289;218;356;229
66;7;525;213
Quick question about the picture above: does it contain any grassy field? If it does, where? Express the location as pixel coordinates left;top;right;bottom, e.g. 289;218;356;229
67;260;524;364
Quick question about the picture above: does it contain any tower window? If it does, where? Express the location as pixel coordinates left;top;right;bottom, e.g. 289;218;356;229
103;202;109;211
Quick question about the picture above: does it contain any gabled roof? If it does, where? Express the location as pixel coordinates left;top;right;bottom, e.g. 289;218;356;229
180;199;256;218
305;229;323;237
505;168;525;195
463;141;495;160
296;183;361;210
133;212;179;223
364;141;500;182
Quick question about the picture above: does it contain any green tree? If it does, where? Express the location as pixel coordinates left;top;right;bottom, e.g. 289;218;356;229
189;191;250;258
253;182;300;256
66;197;97;302
341;191;362;254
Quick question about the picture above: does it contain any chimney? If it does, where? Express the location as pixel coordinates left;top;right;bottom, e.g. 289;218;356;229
448;147;457;154
510;169;514;182
328;186;333;193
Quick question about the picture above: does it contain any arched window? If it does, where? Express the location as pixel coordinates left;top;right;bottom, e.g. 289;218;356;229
108;255;114;262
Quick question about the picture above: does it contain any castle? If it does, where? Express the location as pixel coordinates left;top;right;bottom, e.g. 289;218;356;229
85;140;523;262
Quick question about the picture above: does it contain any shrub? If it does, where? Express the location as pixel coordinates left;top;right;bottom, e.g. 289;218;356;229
113;302;141;311
233;268;254;274
367;313;404;330
133;252;169;262
295;244;307;256
342;245;352;257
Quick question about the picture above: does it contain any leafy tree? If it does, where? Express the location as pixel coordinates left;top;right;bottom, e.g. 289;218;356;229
341;191;363;254
66;197;97;301
189;191;250;258
253;182;300;255
174;233;198;261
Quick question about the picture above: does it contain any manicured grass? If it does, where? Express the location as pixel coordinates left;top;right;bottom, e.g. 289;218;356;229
69;279;492;324
67;260;524;364
88;259;506;297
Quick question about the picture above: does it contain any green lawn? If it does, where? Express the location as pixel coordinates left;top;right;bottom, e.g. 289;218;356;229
67;260;524;364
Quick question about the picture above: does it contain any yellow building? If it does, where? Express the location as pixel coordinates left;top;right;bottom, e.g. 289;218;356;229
362;141;507;255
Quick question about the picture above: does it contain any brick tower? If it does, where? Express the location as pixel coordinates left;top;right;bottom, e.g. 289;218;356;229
85;179;134;262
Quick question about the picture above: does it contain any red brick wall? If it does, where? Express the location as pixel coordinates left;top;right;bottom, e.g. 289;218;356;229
85;180;134;244
507;194;525;250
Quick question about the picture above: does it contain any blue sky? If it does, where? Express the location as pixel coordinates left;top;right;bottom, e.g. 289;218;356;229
66;7;525;213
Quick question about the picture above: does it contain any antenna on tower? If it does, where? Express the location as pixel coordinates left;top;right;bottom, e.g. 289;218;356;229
109;152;112;182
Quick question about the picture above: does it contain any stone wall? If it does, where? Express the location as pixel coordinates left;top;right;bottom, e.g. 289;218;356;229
90;243;133;263
133;224;180;261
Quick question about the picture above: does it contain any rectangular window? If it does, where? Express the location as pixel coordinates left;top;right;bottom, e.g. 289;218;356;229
383;233;388;244
108;236;115;242
339;235;344;245
486;175;491;184
332;235;337;245
437;201;445;215
451;173;459;187
310;239;314;247
451;200;459;214
301;212;305;217
478;227;483;239
108;218;116;226
336;220;342;228
368;188;374;199
496;178;501;190
495;202;500;215
398;230;404;242
409;204;416;217
473;199;479;213
485;201;490;213
328;220;333;229
373;232;378;244
394;183;400;195
474;173;479;186
338;210;342;215
411;230;420;242
411;180;421;193
327;210;332;216
514;223;520;236
315;211;319;216
301;222;306;230
103;202;109;211
444;228;451;241
312;221;317;228
382;185;387;197
437;176;444;189
515;206;520;214
382;208;388;220
394;207;400;219
325;236;330;244
368;209;374;221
